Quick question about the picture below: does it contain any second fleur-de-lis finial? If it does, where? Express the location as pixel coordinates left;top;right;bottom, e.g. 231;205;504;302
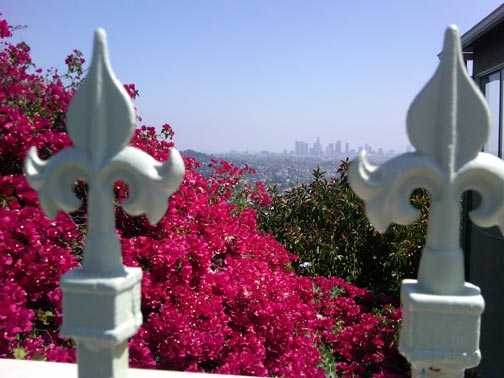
407;26;490;172
24;29;185;275
350;25;504;295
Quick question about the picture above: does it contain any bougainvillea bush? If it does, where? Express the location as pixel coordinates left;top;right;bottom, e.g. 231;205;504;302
0;16;409;377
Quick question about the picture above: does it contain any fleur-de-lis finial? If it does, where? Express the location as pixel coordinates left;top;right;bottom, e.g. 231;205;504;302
407;26;490;172
349;25;500;374
23;28;183;378
349;25;504;295
24;29;185;275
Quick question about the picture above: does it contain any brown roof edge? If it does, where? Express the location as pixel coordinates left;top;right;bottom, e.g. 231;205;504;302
461;3;504;49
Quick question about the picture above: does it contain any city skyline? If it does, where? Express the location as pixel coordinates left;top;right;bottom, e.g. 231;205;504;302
3;1;503;153
294;137;398;158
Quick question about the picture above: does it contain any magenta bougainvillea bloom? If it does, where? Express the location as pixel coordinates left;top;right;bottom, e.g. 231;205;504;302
0;16;408;377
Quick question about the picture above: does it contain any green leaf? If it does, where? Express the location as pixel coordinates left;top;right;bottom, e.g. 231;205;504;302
36;309;54;325
11;347;28;360
32;351;46;361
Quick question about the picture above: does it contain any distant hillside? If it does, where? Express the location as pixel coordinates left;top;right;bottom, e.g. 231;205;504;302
181;149;216;177
181;149;214;163
181;149;393;190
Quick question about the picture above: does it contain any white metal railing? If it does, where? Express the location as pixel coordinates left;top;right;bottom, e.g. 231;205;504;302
350;25;504;377
2;23;502;378
2;358;244;378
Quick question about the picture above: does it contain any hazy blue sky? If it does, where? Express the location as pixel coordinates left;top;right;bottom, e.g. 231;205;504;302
3;1;504;153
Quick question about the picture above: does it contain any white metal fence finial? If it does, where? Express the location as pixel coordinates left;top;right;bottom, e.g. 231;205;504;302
349;25;504;376
24;29;185;378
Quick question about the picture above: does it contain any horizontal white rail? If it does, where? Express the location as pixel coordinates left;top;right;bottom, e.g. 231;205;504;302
0;359;248;378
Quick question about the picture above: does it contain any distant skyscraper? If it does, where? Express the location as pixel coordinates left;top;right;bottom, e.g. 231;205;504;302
295;141;309;156
312;137;323;157
345;142;349;155
295;141;302;155
326;143;334;156
335;140;342;155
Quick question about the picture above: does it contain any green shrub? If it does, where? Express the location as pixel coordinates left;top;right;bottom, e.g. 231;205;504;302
255;158;429;298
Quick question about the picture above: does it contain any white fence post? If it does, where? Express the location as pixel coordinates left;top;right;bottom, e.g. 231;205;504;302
350;25;504;377
23;29;185;378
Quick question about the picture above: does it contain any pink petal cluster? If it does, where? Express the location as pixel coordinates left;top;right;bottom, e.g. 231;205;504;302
0;16;408;377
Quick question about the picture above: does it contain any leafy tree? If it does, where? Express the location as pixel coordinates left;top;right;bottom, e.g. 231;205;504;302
255;159;429;298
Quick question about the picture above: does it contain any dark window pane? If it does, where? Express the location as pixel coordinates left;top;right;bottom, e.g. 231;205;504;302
482;71;501;156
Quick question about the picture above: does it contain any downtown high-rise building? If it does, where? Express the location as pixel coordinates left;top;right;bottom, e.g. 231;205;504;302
335;140;342;155
311;137;323;157
326;143;334;156
295;141;309;156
